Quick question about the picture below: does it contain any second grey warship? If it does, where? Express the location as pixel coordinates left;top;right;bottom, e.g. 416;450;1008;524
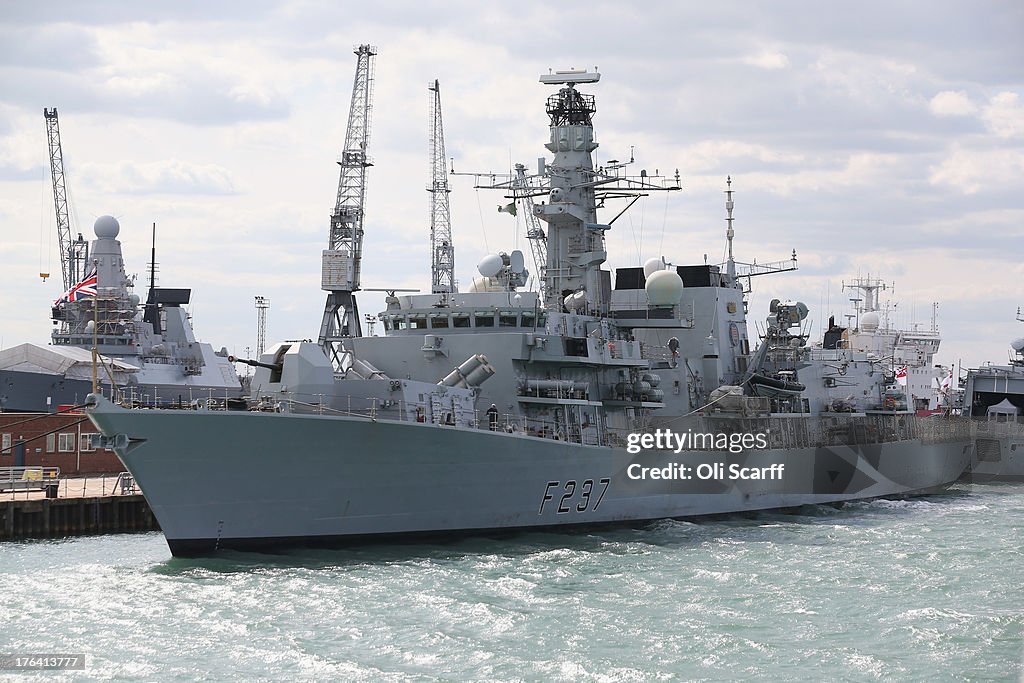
0;216;242;411
960;310;1024;481
85;60;971;556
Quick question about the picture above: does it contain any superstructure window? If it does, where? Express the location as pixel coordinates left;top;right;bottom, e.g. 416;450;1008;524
475;314;495;327
409;316;428;330
499;313;519;327
453;314;471;328
429;315;449;329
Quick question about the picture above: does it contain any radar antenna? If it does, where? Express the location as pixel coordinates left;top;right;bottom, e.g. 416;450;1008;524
318;44;377;369
44;108;89;289
428;80;456;295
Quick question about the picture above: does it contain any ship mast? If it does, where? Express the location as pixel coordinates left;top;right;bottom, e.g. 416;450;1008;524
318;44;376;369
44;107;89;290
428;79;455;295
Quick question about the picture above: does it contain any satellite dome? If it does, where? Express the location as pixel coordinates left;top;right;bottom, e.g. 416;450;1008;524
860;311;880;331
1011;338;1024;352
94;215;120;239
643;257;665;278
477;253;503;278
645;269;684;306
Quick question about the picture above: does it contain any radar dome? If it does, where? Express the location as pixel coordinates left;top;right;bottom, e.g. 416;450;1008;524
94;215;120;239
477;254;503;278
643;257;665;278
1011;338;1024;352
645;269;684;306
860;311;880;331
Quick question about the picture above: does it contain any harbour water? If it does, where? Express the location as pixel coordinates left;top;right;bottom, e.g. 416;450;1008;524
1;484;1021;681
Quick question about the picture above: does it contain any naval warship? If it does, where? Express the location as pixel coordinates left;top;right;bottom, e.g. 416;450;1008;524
85;67;971;556
0;216;242;412
828;277;951;413
960;309;1024;481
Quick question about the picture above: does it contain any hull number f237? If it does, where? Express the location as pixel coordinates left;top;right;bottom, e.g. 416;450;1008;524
538;478;610;515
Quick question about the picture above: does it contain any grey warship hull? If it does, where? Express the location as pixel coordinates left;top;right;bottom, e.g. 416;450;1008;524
87;401;971;556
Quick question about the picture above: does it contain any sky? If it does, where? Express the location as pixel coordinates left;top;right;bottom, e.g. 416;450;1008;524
0;1;1021;374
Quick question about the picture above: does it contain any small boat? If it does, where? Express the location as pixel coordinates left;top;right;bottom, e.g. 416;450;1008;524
749;372;805;398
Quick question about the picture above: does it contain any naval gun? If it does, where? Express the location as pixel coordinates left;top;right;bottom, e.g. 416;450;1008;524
228;355;283;373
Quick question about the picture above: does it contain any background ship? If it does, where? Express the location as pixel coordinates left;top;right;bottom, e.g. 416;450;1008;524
960;309;1024;480
86;55;971;556
0;216;242;412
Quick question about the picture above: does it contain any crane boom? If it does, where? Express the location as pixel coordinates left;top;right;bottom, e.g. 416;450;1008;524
512;163;549;303
428;80;455;295
318;44;377;368
44;107;88;290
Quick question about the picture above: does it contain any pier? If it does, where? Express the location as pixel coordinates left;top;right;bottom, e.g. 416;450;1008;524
1;474;159;541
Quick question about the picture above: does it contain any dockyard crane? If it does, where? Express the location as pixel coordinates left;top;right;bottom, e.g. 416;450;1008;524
428;80;456;295
318;45;377;369
44;108;89;290
255;296;270;357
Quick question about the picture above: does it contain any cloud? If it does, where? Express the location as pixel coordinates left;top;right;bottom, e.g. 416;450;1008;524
78;159;238;195
928;90;977;117
741;50;790;70
929;145;1024;194
981;91;1024;139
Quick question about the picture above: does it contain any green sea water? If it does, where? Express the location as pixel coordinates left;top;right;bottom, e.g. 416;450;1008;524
1;483;1021;681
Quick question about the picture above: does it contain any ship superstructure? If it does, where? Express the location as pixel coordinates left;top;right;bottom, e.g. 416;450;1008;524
836;277;948;412
85;65;971;556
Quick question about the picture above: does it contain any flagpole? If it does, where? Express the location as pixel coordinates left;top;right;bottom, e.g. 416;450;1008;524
91;258;98;394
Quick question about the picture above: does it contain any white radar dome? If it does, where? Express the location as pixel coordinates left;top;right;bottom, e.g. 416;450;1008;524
643;257;665;278
94;215;120;239
477;253;503;278
1011;338;1024;352
860;311;880;331
645;269;684;306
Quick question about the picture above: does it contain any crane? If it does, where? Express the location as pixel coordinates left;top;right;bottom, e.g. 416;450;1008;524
428;79;455;295
255;295;270;357
43;107;89;290
318;44;377;369
512;163;548;302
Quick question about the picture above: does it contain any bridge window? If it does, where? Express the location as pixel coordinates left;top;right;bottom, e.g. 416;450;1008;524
453;314;471;328
475;313;495;327
409;316;428;330
499;313;519;327
429;314;449;329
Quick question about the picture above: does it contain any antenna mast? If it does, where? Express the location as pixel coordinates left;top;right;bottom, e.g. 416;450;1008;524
428;80;456;295
44;107;88;289
318;44;377;369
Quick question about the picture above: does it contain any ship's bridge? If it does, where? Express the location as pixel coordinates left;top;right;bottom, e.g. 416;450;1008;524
380;291;546;335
